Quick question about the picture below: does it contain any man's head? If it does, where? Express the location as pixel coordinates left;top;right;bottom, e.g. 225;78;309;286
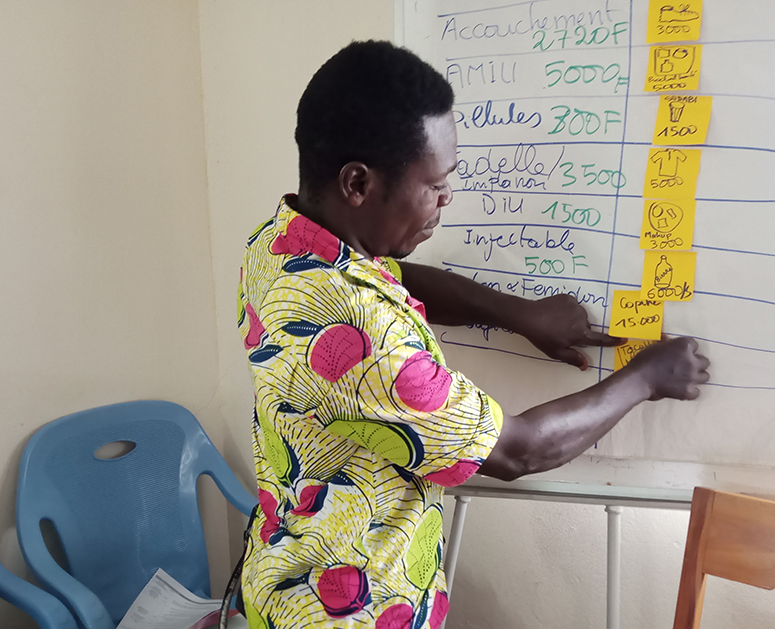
294;40;456;259
295;40;454;199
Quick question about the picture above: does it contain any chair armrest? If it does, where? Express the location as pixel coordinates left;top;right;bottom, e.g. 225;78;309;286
205;468;258;517
0;563;79;629
17;528;115;629
196;448;257;517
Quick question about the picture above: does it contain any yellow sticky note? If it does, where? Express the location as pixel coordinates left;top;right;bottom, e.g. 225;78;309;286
647;0;702;43
641;250;697;302
640;199;696;250
653;95;712;145
643;148;701;199
609;291;664;340
614;340;657;371
645;44;702;92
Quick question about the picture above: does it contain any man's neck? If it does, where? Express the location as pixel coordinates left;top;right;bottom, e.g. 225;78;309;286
292;190;373;260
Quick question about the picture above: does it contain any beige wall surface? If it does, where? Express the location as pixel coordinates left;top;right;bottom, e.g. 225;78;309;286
0;1;221;626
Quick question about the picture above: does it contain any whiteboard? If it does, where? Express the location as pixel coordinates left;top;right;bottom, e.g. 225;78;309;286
399;0;775;489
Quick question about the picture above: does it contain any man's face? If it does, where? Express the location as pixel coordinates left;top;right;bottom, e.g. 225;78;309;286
368;112;457;259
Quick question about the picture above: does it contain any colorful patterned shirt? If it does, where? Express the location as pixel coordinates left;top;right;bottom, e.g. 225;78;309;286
237;197;503;629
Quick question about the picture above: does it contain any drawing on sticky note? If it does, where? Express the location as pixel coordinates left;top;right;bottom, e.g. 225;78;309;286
654;95;712;145
669;100;685;122
649;201;683;233
644;148;701;199
641;250;697;301
647;0;703;42
654;46;696;76
645;44;702;91
641;199;695;250
659;5;700;23
609;291;664;341
655;255;673;287
651;148;687;178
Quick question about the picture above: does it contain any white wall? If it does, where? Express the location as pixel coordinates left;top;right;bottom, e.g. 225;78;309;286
0;2;223;627
2;2;775;628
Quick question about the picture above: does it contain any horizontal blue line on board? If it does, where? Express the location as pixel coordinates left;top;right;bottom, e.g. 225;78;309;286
451;189;775;204
457;139;775;156
439;334;775;389
454;92;775;106
445;38;775;63
439;224;775;260
437;0;550;18
439;260;775;309
675;334;775;356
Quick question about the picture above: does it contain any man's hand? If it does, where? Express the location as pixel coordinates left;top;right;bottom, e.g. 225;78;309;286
628;336;710;401
397;262;623;369
512;293;624;370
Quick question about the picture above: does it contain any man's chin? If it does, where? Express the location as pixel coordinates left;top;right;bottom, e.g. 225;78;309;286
387;250;412;260
387;230;435;259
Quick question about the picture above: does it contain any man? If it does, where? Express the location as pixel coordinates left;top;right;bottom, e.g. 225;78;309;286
237;40;709;629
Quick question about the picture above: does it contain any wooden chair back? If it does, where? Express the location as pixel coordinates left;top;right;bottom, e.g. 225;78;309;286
674;486;775;629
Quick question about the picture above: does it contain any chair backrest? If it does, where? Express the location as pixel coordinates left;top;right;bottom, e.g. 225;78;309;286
0;561;78;629
16;401;228;627
673;486;775;629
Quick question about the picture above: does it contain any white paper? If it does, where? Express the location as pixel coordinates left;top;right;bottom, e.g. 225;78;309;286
117;568;226;629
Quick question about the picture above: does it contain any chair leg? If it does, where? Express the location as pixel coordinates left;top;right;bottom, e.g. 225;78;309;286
673;488;714;629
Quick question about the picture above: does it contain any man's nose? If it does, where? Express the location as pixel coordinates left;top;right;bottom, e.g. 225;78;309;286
438;182;453;207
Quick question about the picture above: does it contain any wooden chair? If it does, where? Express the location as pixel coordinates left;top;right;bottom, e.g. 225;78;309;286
674;486;775;629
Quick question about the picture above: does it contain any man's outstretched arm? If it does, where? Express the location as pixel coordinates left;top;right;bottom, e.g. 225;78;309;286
478;337;710;481
397;260;622;369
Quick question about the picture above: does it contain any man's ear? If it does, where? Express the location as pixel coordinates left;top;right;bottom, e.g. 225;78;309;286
338;162;374;207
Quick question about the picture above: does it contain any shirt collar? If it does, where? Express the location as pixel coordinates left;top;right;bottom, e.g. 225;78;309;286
272;196;411;304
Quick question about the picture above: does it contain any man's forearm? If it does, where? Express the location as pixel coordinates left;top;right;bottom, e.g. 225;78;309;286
397;261;514;328
478;367;651;481
477;337;709;482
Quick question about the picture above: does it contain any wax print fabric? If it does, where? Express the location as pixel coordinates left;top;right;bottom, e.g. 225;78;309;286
238;197;503;628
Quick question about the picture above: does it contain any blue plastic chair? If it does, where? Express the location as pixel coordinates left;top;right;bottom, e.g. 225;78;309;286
16;400;258;629
0;562;78;629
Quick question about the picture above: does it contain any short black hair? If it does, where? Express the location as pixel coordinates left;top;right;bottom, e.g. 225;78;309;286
295;40;454;197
